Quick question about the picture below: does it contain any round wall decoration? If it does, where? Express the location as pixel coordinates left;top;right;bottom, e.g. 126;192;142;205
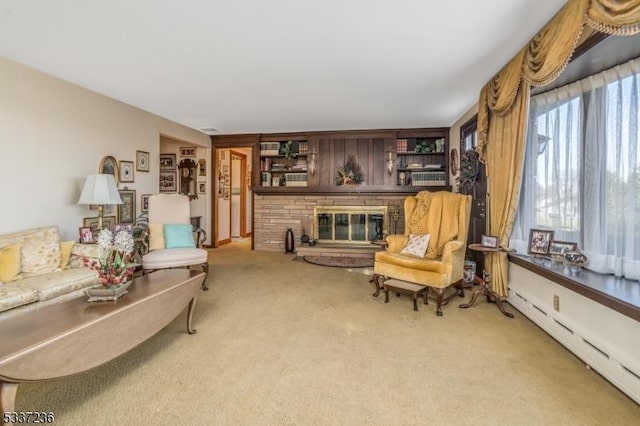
450;148;459;176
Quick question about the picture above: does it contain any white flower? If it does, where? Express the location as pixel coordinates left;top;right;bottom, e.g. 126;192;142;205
114;230;135;255
97;229;114;251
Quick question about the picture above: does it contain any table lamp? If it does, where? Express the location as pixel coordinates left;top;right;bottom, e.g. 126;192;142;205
77;174;123;231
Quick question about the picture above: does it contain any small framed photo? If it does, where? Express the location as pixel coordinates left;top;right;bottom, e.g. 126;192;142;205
159;153;176;170
79;227;94;243
223;186;230;200
549;240;577;256
119;160;134;183
180;147;196;157
159;171;177;192
141;194;152;213
198;159;206;176
481;235;499;249
528;229;555;255
136;150;150;172
272;176;280;187
118;189;136;224
198;182;206;194
83;216;116;232
114;223;134;234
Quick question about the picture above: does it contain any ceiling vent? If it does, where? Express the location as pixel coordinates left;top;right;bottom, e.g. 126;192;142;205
198;127;219;134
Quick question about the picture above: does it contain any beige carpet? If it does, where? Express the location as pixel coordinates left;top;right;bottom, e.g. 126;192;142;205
15;240;640;425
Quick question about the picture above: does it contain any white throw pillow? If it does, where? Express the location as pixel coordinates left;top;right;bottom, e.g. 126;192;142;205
400;233;431;257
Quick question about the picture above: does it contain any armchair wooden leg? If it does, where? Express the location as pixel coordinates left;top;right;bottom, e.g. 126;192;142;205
372;274;385;297
433;288;445;317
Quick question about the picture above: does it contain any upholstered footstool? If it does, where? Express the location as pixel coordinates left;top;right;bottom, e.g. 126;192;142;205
382;279;428;312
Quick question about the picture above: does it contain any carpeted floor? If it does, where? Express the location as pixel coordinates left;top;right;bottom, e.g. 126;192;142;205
14;240;640;425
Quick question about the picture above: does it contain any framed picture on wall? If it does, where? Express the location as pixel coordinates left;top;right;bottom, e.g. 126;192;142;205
198;182;206;194
98;156;119;185
141;194;152;213
160;153;176;170
83;216;116;232
117;189;136;224
223;186;230;200
159;171;177;192
136;150;150;172
180;147;196;157
119;161;134;183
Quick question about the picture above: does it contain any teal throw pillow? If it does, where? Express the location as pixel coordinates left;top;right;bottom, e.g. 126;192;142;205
163;224;196;249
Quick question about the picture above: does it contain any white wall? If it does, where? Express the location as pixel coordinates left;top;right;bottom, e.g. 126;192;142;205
509;262;640;404
0;57;210;240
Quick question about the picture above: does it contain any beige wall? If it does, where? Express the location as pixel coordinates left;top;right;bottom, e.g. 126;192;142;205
449;104;479;192
0;56;210;240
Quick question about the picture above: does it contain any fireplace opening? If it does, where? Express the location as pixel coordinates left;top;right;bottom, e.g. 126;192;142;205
314;206;388;245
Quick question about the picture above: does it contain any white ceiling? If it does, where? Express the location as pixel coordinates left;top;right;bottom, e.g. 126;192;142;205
0;0;568;135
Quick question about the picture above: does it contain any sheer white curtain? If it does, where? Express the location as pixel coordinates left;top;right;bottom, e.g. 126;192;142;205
512;57;640;280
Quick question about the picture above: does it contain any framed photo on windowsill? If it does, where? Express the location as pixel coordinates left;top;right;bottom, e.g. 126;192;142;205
528;229;554;255
548;240;577;256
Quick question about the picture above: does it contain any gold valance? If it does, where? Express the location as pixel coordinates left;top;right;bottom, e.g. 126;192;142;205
587;0;640;34
478;0;640;162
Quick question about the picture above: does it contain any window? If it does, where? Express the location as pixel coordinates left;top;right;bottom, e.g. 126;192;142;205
512;57;640;280
460;116;478;151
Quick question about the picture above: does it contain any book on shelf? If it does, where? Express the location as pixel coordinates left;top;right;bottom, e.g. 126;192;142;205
298;141;308;155
261;172;272;186
285;173;308;187
396;139;408;153
260;142;280;156
411;171;446;186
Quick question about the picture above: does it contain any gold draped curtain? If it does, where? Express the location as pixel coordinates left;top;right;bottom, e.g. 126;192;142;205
476;0;640;297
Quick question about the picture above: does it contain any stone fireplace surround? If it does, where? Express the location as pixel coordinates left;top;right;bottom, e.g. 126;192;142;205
253;194;407;252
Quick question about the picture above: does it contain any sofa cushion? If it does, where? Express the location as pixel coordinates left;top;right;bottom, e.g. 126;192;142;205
59;241;75;270
142;248;207;270
164;224;196;249
375;251;445;274
17;268;99;302
68;243;106;269
0;244;22;282
400;234;431;258
0;284;38;313
0;226;62;277
149;223;165;250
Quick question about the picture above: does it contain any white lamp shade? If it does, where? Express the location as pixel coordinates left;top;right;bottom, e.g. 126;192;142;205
77;174;123;205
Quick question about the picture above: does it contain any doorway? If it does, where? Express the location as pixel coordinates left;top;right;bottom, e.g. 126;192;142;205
230;151;249;240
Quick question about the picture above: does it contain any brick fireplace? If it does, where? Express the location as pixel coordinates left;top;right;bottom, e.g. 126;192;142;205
253;194;407;252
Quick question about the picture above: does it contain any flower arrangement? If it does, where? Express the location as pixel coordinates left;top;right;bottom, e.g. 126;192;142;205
83;229;138;287
336;155;363;185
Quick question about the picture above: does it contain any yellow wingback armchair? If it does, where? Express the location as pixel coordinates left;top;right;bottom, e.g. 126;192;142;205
373;190;471;316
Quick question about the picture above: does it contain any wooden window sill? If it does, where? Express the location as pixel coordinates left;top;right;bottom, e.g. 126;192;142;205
508;254;640;323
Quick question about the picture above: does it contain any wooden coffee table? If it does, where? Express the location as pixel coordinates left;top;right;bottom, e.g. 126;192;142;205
0;269;206;420
383;279;428;311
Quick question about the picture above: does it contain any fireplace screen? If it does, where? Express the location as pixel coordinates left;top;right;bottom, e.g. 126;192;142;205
314;206;387;244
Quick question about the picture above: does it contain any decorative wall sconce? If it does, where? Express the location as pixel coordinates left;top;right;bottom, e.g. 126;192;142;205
386;150;395;176
308;150;317;176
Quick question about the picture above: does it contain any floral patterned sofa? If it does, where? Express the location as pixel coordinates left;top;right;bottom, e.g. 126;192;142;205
0;226;101;320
